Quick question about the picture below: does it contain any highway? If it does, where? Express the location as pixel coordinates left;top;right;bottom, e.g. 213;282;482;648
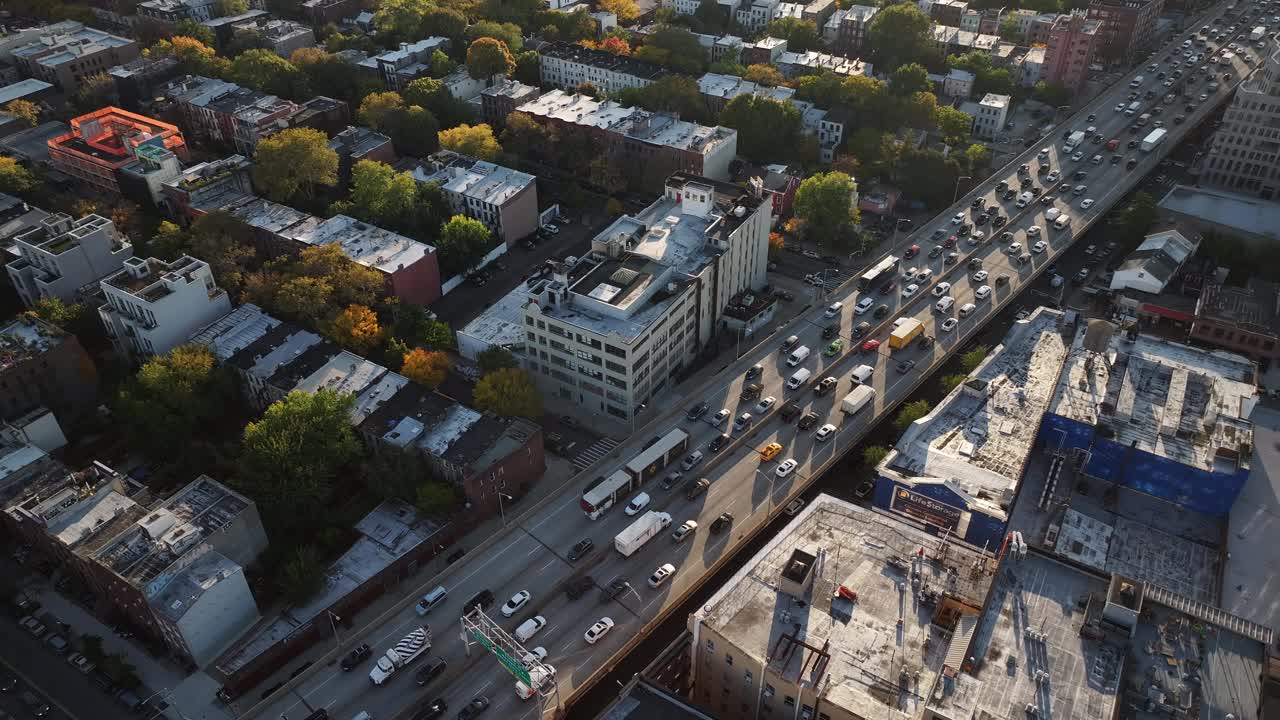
249;10;1257;720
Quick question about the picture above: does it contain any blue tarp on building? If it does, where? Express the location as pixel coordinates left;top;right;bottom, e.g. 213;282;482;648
872;478;1008;550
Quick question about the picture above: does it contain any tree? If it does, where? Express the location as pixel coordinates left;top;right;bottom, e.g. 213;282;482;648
429;49;458;78
238;389;360;514
467;37;515;78
276;544;326;603
388;301;454;350
3;99;39;128
999;15;1023;42
171;19;214;48
291;244;383;308
404;77;468;129
862;445;889;467
291;47;379;107
214;0;248;15
795;172;859;244
963;143;991;174
894;399;931;431
868;4;933;72
940;373;966;392
231;49;309;98
1033;81;1071;106
719;95;801;163
477;346;519;374
474;368;541;418
0;157;37;194
768;232;784;259
514;50;540;84
437;214;492;275
598;0;639;23
895;148;962;209
694;0;728;33
948;51;1014;97
595;36;631;55
466;20;524;52
71;72;116;113
422;6;467;39
764;17;820;52
115;345;237;466
744;63;785;87
357;91;405;132
80;635;105;662
401;348;451;387
636;26;706;74
329;304;385;354
184;211;257;295
1118;191;1157;237
336;160;419;230
438;123;502;161
374;0;434;41
252;127;338;201
960;346;989;373
415;480;457;515
28;297;96;338
890;63;930;96
383;102;442;156
605;197;624;216
500;111;551;158
935;105;973;147
615;75;705;123
709;60;747;76
148;35;230;77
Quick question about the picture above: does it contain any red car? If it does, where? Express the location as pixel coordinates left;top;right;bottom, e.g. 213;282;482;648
904;244;921;259
943;235;958;248
861;339;881;353
879;279;896;294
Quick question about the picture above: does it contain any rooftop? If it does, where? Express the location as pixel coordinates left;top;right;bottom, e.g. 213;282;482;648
358;37;449;72
187;303;282;362
693;495;996;720
410;151;535;208
1048;322;1257;474
328;125;392;158
226;321;325;384
1197;279;1280;337
878;308;1073;515
481;79;540;100
1111;226;1199;294
50;107;186;167
280;213;434;274
150;548;245;622
0;194;50;245
102;255;218;304
14;212;126;256
979;92;1010;108
0;316;66;372
11;24;134;67
198;8;268;28
540;41;668;81
291;349;388;398
1158;185;1280;240
697;72;796;104
458;278;529;349
775;50;872;77
0;79;53;105
222;195;310;236
1223;405;1280;636
515;90;737;156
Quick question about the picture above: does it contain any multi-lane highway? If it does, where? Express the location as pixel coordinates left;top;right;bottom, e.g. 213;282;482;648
249;10;1257;720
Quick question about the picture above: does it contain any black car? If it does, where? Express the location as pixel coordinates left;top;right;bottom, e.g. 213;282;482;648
798;412;820;430
446;548;466;565
1127;158;1139;169
601;578;628;601
896;360;917;374
852;321;871;338
661;471;684;490
685;401;708;420
415;698;448;720
975;213;988;226
415;657;448;687
1111;155;1122;164
340;643;372;671
1037;164;1049;175
822;324;838;339
458;697;491;720
991;215;1007;228
1073;170;1087;181
710;513;733;534
814;376;837;396
709;433;730;452
970;197;985;209
929;245;944;258
780;402;801;422
463;590;494;614
873;304;890;319
568;538;594;562
1003;188;1017;200
565;575;594;600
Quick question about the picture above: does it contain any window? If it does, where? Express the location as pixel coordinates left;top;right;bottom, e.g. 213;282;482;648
725;653;733;666
784;696;796;707
764;685;775;698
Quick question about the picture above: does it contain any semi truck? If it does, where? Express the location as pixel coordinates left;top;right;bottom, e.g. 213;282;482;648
889;318;924;350
1140;128;1167;152
840;385;875;416
1063;130;1086;153
614;511;672;556
368;626;431;685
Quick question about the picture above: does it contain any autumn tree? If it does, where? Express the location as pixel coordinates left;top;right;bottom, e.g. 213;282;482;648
467;37;515;78
404;77;469;128
148;36;230;77
744;63;784;87
598;0;639;24
437;215;492;276
252;127;338;201
474;368;541;418
4;99;40;128
329;304;385;354
357;91;405;132
231;49;310;98
595;36;631;55
768;232;784;258
401;348;451;387
0;157;37;194
374;0;435;41
465;20;523;52
438;123;502;160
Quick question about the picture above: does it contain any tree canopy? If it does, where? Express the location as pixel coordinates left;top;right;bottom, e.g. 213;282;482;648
474;368;541;418
467;37;515;78
743;63;785;87
231;48;310;99
719;95;801;164
936;105;974;147
764;17;821;52
598;0;640;24
328;304;385;355
890;63;930;96
0;157;37;194
252;127;338;202
401;348;451;387
437;215;493;276
795;172;859;244
438;123;502;160
868;4;933;71
466;20;523;52
3;99;39;127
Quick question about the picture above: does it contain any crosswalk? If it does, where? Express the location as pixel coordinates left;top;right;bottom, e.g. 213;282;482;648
572;437;620;472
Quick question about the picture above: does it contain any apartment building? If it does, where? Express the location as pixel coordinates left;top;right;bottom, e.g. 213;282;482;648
972;93;1010;140
108;55;180;110
301;0;362;25
96;255;232;364
775;50;872;79
829;5;877;50
514;90;739;184
329;126;395;188
1043;13;1100;92
0;316;99;427
137;0;218;24
0;412;66;503
160;154;255;222
6;213;134;308
1087;0;1163;62
737;0;782;32
115;145;186;209
160;75;302;156
519;173;770;421
480;79;541;127
1021;46;1046;87
1199;44;1280;199
930;0;969;26
357;37;451;91
538;41;667;94
931;25;1000;58
228;18;316;58
47;107;188;197
410;151;539;247
697;72;795;115
10;23;138;94
1006;8;1038;39
1191;279;1280;362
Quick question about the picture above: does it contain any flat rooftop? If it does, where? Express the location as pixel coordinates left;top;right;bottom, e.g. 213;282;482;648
1223;404;1280;636
879;308;1073;515
187;303;282;362
151;549;244;622
0;79;53;105
279;213;434;274
0;317;64;372
693;495;996;720
410;153;534;207
1048;324;1257;474
515;90;736;156
529;254;688;342
930;552;1121;720
457;280;529;349
1159;184;1280;240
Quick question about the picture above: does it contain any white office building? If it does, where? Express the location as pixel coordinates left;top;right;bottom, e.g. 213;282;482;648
97;255;232;364
5;213;134;308
1199;41;1280;199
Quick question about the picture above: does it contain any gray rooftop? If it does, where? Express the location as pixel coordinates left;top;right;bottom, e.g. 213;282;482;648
151;549;246;622
0;79;53;105
187;303;282;362
1159;184;1280;240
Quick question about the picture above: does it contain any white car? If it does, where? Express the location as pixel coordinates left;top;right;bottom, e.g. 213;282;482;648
901;283;920;298
1027;225;1042;237
824;301;843;318
1080;198;1095;209
501;590;531;617
712;408;730;425
971;270;988;283
854;297;875;315
1032;240;1048;253
1046;170;1060;183
521;647;548;668
648;563;676;588
968;230;986;245
625;492;650;516
1007;242;1022;255
1114;103;1126;112
541;224;559;234
975;285;992;301
951;212;965;225
915;268;933;283
815;424;836;442
775;458;798;478
1071;151;1084;161
932;282;951;297
755;396;776;413
941;318;959;332
672;520;697;542
1039;146;1050;157
584;617;615;644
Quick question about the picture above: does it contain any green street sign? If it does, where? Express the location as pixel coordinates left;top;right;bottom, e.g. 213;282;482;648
472;630;531;685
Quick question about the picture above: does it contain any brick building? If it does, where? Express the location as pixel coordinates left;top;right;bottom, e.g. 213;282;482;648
0;316;99;427
1191;280;1280;362
47;107;188;197
1087;0;1163;62
1043;13;1100;92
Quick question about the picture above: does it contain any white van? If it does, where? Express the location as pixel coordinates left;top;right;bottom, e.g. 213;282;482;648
515;616;547;643
935;296;955;314
415;586;448;615
516;665;556;700
1130;75;1145;88
1016;191;1033;208
850;364;874;385
1054;214;1071;230
1126;101;1141;115
786;368;812;389
958;303;976;318
786;345;810;367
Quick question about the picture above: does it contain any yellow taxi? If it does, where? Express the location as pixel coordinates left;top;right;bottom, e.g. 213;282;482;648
760;442;783;462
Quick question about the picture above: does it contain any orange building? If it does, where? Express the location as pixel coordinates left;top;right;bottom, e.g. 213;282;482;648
47;107;188;196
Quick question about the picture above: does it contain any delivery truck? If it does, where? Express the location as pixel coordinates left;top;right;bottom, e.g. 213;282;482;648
614;511;672;556
1140;128;1167;152
840;385;875;416
1063;130;1086;153
369;626;431;685
1251;26;1266;41
889;318;923;350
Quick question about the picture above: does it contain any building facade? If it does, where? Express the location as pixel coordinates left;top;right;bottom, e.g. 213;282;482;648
160;75;303;156
0;317;99;428
972;92;1010;139
480;80;541;128
1199;43;1280;199
538;41;667;94
1087;0;1163;62
47;107;188;197
137;0;218;23
1190;280;1280;362
6;213;134;308
357;37;451;91
1043;13;1100;92
97;255;233;364
411;151;539;247
10;23;138;93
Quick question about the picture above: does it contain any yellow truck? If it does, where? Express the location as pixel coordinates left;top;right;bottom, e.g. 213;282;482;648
889;318;924;350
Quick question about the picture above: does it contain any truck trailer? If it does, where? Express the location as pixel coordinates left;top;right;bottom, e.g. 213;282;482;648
614;511;672;556
840;385;875;416
1064;130;1086;153
889;318;923;350
1140;128;1167;152
368;626;431;685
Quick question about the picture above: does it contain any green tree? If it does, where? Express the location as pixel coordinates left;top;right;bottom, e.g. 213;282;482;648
615;75;705;123
252;127;338;201
0;156;38;194
514;50;540;84
373;0;433;41
949;51;1014;96
385;104;441;157
764;17;821;52
693;0;728;33
437;214;492;275
476;346;519;374
1033;81;1071;106
388;301;454;349
404;76;469;128
174;18;215;46
895;148;963;209
115;345;238;467
744;63;785;87
998;16;1022;42
416;481;458;515
422;6;467;39
28;297;93;338
338;160;420;231
960;345;989;373
636;26;706;74
429;49;458;78
147;36;230;77
719;94;801;163
795;172;859;244
467;37;515;78
231;49;310;98
868;4;933;71
214;0;249;15
935;105;973;147
401;347;451;387
71;72;116;113
357;91;405;132
940;373;967;392
276;544;326;603
291;48;378;107
963;143;991;174
795;71;847;108
1118;191;1158;237
183;211;257;295
438;123;502;160
862;445;889;467
3;99;40;128
894;399;931;431
474;368;541;418
359;450;420;501
890;62;930;96
466;20;524;52
709;60;747;76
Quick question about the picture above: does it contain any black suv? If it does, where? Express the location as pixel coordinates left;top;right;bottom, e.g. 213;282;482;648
710;513;734;534
709;433;730;452
565;575;594;600
822;324;838;339
779;402;801;422
462;590;494;615
568;538;594;562
340;643;371;671
685;401;708;420
415;657;448;686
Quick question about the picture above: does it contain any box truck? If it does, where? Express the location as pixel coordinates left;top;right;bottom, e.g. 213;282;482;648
889;318;923;350
614;511;672;556
1141;128;1167;152
1063;130;1086;152
369;626;431;685
840;385;875;416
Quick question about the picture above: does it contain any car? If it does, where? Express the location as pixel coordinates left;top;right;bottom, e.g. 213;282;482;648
341;643;372;671
415;656;448;686
755;396;776;413
680;451;703;470
943;234;958;248
648;563;676;588
904;244;921;259
458;691;491;712
565;575;594;600
822;324;837;340
823;301;843;318
929;245;944;258
710;513;734;534
798;412;820;430
1084;244;1096;256
951;212;965;224
568;538;594;561
854;296;875;315
708;433;730;452
895;359;917;375
417;698;449;720
1114;102;1126;112
775;459;798;478
672;520;697;542
852;321;872;338
1007;241;1023;256
625;491;651;515
824;339;844;356
969;230;986;245
1071;152;1084;161
584;618;615;644
501;590;531;617
733;412;753;431
1040;195;1055;206
760;442;783;462
878;277;897;294
901;283;919;298
975;285;992;300
708;407;731;428
1003;188;1017;200
1127;158;1139;170
873;304;890;319
1072;184;1088;196
972;269;988;283
932;282;951;297
1000;231;1014;243
975;213;988;226
941;318;959;332
861;339;880;353
685;401;708;420
915;268;933;283
992;215;1007;228
1073;268;1090;284
802;249;820;259
1046;170;1060;183
1032;240;1047;253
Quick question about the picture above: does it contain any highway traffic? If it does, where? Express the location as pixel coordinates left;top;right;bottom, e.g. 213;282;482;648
251;9;1257;720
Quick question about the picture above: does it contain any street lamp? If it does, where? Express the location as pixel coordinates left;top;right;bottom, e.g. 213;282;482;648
952;176;973;206
630;403;647;435
497;492;513;526
326;610;342;652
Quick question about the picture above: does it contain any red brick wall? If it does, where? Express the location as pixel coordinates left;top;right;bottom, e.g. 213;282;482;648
389;249;442;306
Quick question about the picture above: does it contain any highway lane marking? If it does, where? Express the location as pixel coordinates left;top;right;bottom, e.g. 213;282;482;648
538;557;557;572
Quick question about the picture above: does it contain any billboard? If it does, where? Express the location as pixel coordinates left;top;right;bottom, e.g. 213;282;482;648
890;487;969;535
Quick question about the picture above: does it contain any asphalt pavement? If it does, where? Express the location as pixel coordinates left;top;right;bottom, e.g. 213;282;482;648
0;619;134;720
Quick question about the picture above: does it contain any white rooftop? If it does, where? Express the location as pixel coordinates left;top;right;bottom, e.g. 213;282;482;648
418;404;482;456
187;303;281;362
979;92;1010;108
696;72;796;103
457;280;529;350
281;214;434;274
292;350;388;398
411;156;534;208
348;371;409;426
